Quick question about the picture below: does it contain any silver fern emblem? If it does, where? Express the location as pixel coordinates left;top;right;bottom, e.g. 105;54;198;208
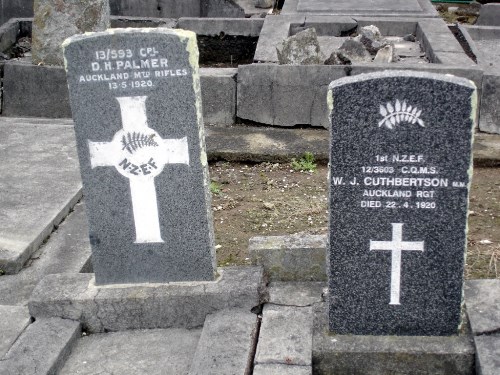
378;100;425;129
121;132;159;154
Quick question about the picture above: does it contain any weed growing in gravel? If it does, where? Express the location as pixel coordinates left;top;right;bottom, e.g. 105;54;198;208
291;152;317;172
210;181;222;195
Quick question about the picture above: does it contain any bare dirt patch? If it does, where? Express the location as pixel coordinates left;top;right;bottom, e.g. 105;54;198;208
210;162;500;279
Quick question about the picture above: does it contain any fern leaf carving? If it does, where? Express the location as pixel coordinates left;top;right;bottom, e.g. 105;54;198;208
378;100;425;129
122;132;159;154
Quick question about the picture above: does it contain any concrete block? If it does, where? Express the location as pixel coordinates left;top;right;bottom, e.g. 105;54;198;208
464;279;500;335
0;202;91;306
0;18;21;53
0;318;81;375
2;60;71;118
29;266;265;333
237;64;346;127
313;304;475;375
189;309;257;375
479;73;500;134
474;335;500;375
249;233;327;281
255;304;313;367
254;363;312;375
268;282;325;306
476;4;500;26
178;17;264;36
0;306;30;357
60;328;201;375
0;118;82;274
200;68;237;125
355;17;419;36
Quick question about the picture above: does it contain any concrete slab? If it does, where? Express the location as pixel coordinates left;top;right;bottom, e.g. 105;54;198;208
464;279;500;335
268;282;325;307
189;309;257;375
249;234;327;281
0;305;30;357
60;328;201;375
0;203;91;306
29;266;264;333
255;304;313;367
0;317;81;375
254;363;312;375
0;119;82;274
312;304;475;375
476;4;500;26
474;335;500;375
281;0;438;18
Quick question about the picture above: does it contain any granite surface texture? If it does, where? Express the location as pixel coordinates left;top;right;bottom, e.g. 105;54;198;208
63;29;215;284
328;71;476;335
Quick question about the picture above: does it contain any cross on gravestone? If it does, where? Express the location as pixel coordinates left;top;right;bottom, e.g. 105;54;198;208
369;223;424;305
63;28;216;284
89;95;189;244
328;71;477;336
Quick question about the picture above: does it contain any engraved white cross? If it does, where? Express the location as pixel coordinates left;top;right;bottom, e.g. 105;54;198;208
370;223;424;305
88;96;189;244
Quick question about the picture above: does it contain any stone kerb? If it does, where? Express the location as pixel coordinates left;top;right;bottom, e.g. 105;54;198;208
281;0;439;18
241;17;479;128
458;25;500;135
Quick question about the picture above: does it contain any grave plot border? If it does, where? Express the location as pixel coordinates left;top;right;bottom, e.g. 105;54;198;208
281;0;439;18
459;24;500;135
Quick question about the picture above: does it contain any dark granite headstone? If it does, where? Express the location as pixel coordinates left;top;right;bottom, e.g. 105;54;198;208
328;71;476;336
63;29;216;284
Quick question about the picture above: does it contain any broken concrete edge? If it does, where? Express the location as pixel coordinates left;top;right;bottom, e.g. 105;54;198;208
249;233;327;282
0;317;81;375
28;266;267;333
0;188;83;275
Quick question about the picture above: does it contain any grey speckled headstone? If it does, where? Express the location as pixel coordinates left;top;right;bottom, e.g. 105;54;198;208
63;28;216;284
328;71;476;336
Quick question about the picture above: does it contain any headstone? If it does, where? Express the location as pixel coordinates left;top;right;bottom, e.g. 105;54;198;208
32;0;110;65
63;28;216;284
327;71;476;336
